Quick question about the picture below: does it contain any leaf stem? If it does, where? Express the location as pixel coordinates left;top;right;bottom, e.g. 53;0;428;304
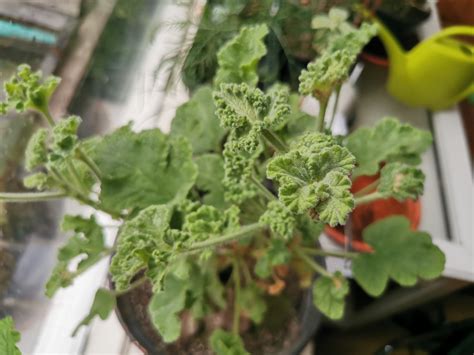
232;258;241;335
250;175;276;201
353;179;380;197
262;129;288;152
316;98;328;132
110;277;147;297
294;247;332;278
0;191;66;202
76;148;103;180
328;85;341;130
37;107;55;127
189;223;264;251
354;191;384;206
300;246;358;259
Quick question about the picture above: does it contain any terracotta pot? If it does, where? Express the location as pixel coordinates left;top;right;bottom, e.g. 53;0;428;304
325;173;421;253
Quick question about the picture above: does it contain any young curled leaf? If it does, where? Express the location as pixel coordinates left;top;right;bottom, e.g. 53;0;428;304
352;216;445;297
378;162;425;201
23;172;54;191
259;200;296;240
52;115;82;153
24;128;48;171
214;24;269;87
313;271;349;320
267;132;355;226
210;329;249;355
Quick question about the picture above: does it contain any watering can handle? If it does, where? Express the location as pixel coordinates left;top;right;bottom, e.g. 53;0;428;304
428;26;474;42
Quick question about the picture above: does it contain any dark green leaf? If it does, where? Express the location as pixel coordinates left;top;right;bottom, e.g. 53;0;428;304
313;271;349;319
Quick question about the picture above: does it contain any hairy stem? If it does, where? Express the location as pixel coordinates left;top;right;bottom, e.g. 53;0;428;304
262;129;288;152
250;175;276;201
76;149;103;180
0;191;66;202
294;247;332;278
37;106;55;127
328;85;341;130
189;223;264;251
232;259;241;335
316;98;328;132
300;246;358;259
353;179;380;197
354;191;384;206
110;277;147;297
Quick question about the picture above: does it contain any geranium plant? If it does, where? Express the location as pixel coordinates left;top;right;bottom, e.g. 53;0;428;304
0;20;445;354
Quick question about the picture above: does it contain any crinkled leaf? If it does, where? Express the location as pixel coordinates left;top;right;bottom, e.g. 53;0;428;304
52;116;81;153
255;239;291;278
259;200;296;240
345;117;432;177
194;154;228;209
93;125;197;212
0;64;60;114
0;316;21;355
267;133;355;226
378;162;425;201
238;283;267;324
171;86;225;154
352;216;445;297
214;24;269;87
327;22;378;55
209;329;249;355
148;274;188;343
23;172;54;190
313;271;349;319
72;288;116;336
45;215;106;297
24;128;48;171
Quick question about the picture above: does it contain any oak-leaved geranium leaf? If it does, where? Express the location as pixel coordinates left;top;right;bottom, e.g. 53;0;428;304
267;132;355;226
148;274;188;343
93;125;197;213
259;200;296;240
378;162;425;201
313;271;349;320
352;216;445;297
345;117;432;177
210;329;249;355
171;86;225;154
0;316;21;355
45;215;107;297
214;24;269;87
72;288;116;336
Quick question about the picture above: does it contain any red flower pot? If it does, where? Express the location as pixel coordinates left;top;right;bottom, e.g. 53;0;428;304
325;173;421;253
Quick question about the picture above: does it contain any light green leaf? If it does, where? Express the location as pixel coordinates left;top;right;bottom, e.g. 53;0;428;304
51;116;81;153
328;7;349;25
352;216;445;297
171;86;225;154
24;128;48;171
72;288;116;336
93;125;197;212
345;117;432;177
259;200;296;240
194;154;228;209
209;329;249;355
311;15;332;29
214;24;269;87
0;316;21;355
239;283;267;324
23;172;53;191
45;215;106;297
267;133;355;226
148;274;188;343
313;271;349;319
378;162;425;201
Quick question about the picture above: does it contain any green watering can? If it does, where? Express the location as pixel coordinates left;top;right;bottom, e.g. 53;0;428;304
374;18;474;110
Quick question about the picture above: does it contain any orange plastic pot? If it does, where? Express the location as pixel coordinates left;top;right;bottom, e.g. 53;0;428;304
325;173;421;253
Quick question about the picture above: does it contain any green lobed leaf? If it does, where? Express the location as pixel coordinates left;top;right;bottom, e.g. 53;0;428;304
327;22;378;55
209;329;249;355
92;125;197;213
214;24;269;87
238;283;267;324
72;288;116;336
194;154;228;209
255;239;291;279
259;200;296;240
0;316;21;355
313;271;349;319
267;132;355;226
170;86;226;154
24;128;48;171
45;215;106;297
0;64;60;114
352;216;445;297
378;162;425;201
345;117;432;177
148;273;188;343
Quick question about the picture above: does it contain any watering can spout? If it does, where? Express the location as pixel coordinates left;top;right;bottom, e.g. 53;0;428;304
372;18;406;68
